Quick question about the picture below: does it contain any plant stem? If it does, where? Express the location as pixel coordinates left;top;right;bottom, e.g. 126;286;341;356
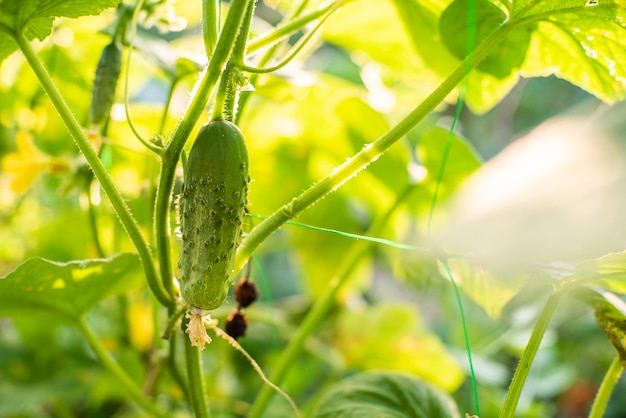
246;0;343;54
589;356;623;418
183;317;211;418
202;0;220;60
238;8;332;74
218;0;255;122
86;182;106;258
154;0;252;299
212;67;230;121
169;333;191;403
233;22;513;275
499;286;565;418
76;317;167;418
14;30;173;307
247;185;415;418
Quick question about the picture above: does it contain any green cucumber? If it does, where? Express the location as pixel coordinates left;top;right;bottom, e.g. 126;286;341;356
179;120;249;310
90;41;123;125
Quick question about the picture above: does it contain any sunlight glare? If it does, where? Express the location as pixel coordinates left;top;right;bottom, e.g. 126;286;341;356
433;115;626;268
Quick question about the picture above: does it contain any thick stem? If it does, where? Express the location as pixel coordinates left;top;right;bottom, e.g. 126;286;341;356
154;0;252;300
589;356;623;418
14;30;173;307
169;333;191;403
499;286;565;418
247;185;415;418
202;0;220;60
76;317;167;418
233;22;513;275
183;317;211;418
212;67;230;121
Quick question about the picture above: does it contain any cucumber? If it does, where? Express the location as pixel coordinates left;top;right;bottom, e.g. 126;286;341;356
179;120;249;310
90;41;122;125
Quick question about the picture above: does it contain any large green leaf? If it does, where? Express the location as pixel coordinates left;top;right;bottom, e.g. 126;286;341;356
310;371;461;418
0;0;120;64
0;253;141;319
515;0;626;103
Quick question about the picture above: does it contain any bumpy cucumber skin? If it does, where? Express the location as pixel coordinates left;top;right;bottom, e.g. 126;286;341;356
179;120;249;310
90;41;122;125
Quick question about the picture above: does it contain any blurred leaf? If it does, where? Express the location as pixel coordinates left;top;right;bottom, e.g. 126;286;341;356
0;253;141;319
390;0;458;75
311;370;461;418
446;258;527;319
0;0;120;64
133;29;204;80
595;300;626;369
415;127;482;209
333;303;465;391
575;251;626;294
0;378;84;416
323;0;425;75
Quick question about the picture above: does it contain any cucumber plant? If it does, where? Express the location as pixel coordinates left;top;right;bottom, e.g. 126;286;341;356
2;0;626;417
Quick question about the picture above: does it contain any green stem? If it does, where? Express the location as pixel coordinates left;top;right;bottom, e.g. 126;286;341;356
169;333;191;403
212;67;230;121
183;317;211;418
76;317;167;418
202;0;220;60
235;0;320;124
123;0;163;155
159;79;178;136
247;185;415;418
86;182;106;258
218;0;255;121
233;22;513;275
14;30;173;307
589;356;623;418
154;0;252;299
238;7;332;74
499;285;565;418
246;0;343;54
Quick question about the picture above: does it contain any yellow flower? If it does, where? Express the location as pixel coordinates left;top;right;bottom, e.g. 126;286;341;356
2;131;69;193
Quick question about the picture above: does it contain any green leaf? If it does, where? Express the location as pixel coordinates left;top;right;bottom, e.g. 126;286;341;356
0;0;120;64
516;1;626;103
595;300;626;369
311;370;461;418
0;253;141;319
440;0;533;79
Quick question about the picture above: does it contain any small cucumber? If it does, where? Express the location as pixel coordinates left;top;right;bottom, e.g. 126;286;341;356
179;120;249;310
90;41;122;125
